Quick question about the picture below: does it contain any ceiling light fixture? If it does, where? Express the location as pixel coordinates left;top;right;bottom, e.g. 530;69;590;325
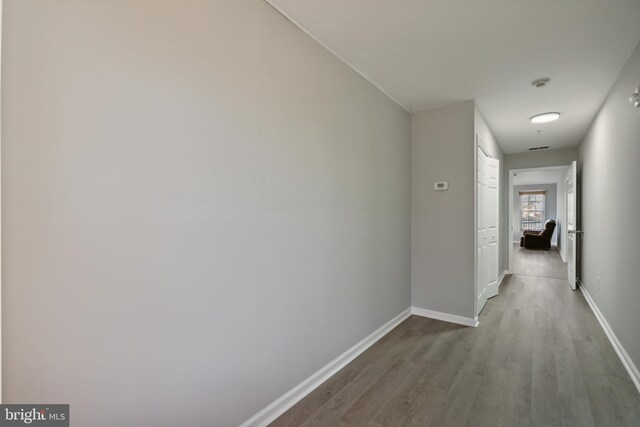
530;112;560;124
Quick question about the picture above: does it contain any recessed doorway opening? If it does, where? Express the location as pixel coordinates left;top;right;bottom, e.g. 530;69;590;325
508;166;571;281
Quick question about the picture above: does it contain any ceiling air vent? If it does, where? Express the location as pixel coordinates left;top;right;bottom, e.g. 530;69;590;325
531;78;550;88
528;146;550;151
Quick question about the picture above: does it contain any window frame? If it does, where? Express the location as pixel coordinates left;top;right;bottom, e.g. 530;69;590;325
519;190;546;231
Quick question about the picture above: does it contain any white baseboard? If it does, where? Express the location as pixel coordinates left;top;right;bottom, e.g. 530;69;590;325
239;307;412;427
498;270;509;288
411;306;479;327
580;285;640;394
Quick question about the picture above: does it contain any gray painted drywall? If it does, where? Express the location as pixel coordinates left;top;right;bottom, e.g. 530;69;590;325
475;106;506;275
505;147;578;170
556;178;566;260
513;184;557;245
578;41;640;376
1;1;411;426
411;102;504;319
412;101;476;318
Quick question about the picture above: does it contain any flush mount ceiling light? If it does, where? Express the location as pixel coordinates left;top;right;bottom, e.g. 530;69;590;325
530;112;560;124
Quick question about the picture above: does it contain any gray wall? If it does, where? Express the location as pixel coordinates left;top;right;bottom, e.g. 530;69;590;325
513;184;557;245
1;1;411;426
411;102;504;320
412;101;476;319
556;178;566;260
505;147;578;170
578;42;640;375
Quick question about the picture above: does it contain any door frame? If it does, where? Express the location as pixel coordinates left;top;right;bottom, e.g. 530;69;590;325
507;165;570;272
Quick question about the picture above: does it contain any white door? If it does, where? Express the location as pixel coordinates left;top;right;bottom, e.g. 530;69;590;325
485;155;500;299
477;150;487;313
477;145;500;315
566;161;579;290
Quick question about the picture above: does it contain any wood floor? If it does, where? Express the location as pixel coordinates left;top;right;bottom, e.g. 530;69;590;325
512;243;567;280
270;260;640;425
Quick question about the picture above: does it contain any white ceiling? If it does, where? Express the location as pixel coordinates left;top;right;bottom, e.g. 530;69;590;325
513;169;567;186
267;0;640;153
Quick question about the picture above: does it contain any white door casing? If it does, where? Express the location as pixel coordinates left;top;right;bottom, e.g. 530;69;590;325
508;165;571;272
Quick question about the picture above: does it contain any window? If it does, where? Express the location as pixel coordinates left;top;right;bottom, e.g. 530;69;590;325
520;191;546;230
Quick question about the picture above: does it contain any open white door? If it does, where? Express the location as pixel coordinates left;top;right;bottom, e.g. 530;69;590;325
477;145;500;315
477;149;488;313
485;155;499;299
566;161;579;290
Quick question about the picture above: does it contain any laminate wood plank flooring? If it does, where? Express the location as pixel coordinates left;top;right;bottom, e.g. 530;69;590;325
512;243;567;280
271;268;640;425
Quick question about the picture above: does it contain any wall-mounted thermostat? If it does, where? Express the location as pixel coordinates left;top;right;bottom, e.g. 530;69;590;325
434;181;448;191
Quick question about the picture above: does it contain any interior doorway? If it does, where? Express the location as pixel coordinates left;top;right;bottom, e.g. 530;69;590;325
508;166;570;280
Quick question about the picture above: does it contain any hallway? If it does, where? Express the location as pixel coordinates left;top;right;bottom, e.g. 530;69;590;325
271;274;640;426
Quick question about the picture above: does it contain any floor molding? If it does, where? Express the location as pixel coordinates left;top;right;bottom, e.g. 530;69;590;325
498;270;509;287
411;306;479;327
580;285;640;394
239;307;412;427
